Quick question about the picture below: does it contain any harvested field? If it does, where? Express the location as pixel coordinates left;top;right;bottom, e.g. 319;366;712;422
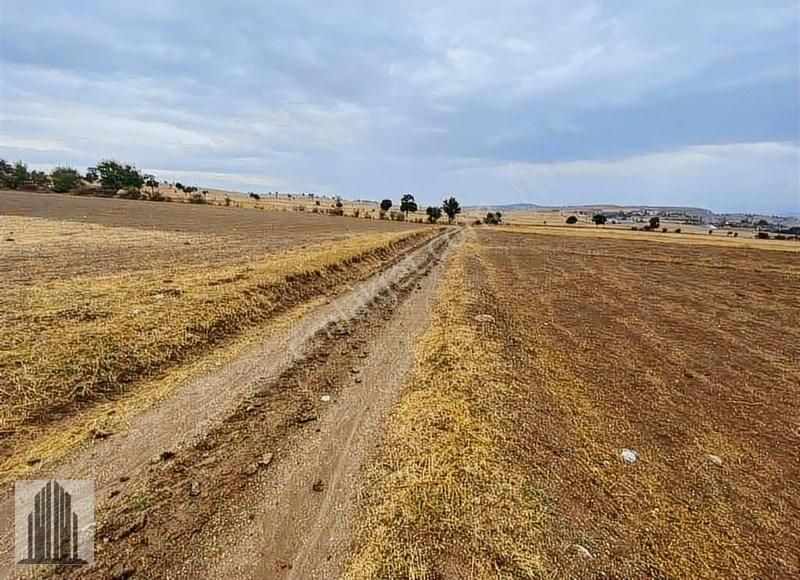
347;229;800;578
51;232;454;580
0;191;424;283
0;191;433;448
0;191;421;237
3;193;798;579
495;223;800;252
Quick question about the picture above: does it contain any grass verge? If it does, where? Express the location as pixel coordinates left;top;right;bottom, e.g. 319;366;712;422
344;235;545;579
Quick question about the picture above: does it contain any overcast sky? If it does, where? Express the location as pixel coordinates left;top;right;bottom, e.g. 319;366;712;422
1;1;798;213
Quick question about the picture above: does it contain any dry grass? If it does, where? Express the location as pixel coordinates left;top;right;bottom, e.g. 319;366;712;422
0;296;326;483
1;215;215;283
344;235;545;579
490;223;800;252
0;227;430;434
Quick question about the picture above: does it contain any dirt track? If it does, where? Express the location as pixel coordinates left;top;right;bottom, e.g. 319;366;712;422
0;228;455;579
4;222;796;578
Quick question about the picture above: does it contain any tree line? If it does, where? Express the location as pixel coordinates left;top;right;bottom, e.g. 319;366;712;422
1;157;469;223
0;158;181;201
379;194;461;224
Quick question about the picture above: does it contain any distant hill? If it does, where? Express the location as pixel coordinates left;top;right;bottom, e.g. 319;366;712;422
463;202;798;226
464;203;714;217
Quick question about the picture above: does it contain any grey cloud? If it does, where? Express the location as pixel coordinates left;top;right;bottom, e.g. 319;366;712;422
1;0;797;212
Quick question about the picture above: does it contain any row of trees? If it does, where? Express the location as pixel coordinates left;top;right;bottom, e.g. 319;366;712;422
567;214;661;229
0;158;178;200
3;158;469;223
379;194;461;224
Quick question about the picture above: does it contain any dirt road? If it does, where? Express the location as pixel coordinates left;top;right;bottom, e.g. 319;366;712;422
0;229;457;579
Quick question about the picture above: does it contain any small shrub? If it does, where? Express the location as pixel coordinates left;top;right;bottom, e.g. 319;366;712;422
188;192;206;204
426;206;443;224
483;211;502;225
50;166;80;193
756;232;770;240
565;215;578;224
631;226;638;231
661;227;668;233
674;228;682;233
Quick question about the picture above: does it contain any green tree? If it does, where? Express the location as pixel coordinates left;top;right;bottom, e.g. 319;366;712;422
649;216;661;230
380;199;393;212
50;166;81;193
0;159;29;189
0;159;13;188
13;162;31;189
96;160;144;195
426;206;443;224
441;196;461;224
566;215;578;224
143;175;166;201
144;174;159;195
400;193;418;218
1;161;32;189
592;214;607;225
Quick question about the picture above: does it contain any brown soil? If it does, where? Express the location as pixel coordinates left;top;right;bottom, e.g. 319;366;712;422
0;190;425;283
479;230;800;577
4;221;796;579
344;228;799;578
0;190;422;238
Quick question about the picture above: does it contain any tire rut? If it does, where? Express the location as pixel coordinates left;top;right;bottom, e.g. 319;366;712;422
53;231;456;579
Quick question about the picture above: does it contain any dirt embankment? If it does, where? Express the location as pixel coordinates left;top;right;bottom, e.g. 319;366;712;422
24;230;456;579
